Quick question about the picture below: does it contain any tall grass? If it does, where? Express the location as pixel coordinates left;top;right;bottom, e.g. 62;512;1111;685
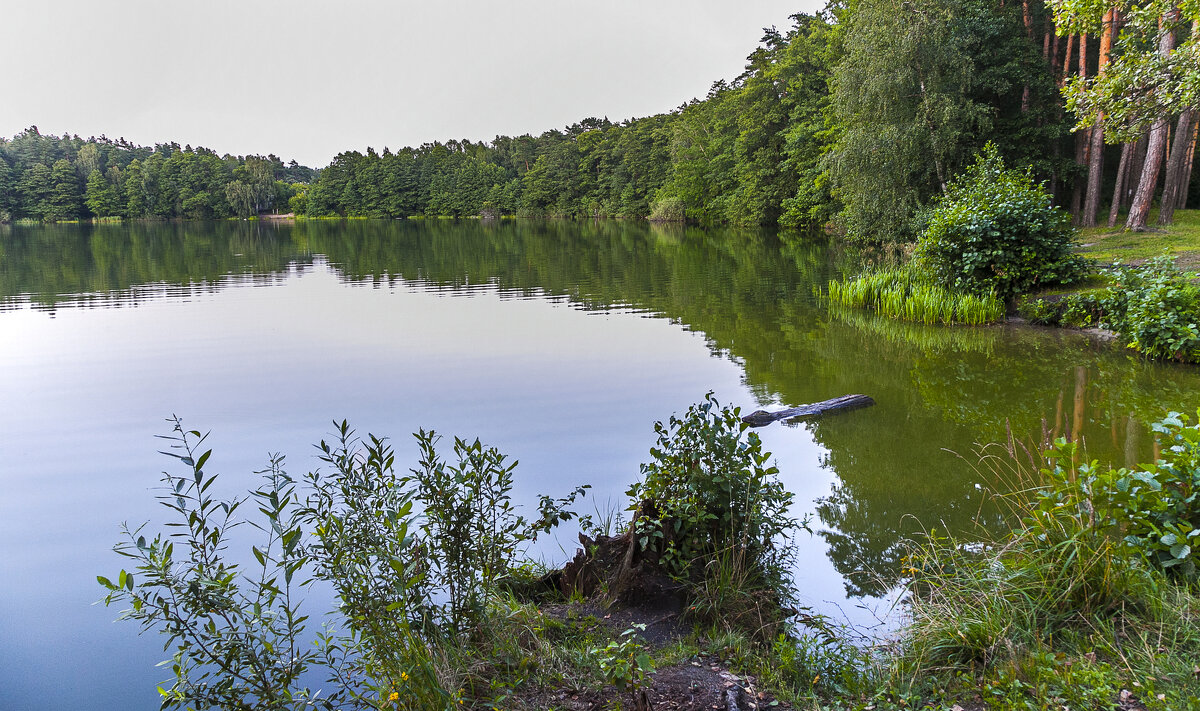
888;435;1200;709
826;267;1005;325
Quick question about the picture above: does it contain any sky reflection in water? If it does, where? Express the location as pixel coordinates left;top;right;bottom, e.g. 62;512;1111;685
2;219;1198;711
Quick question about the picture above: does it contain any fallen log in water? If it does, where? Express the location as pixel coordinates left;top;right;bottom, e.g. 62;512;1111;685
741;394;874;427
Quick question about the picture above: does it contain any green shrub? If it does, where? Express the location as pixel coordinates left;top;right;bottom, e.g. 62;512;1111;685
1034;412;1200;579
648;195;686;222
1099;256;1200;362
625;395;801;636
1016;293;1102;328
1015;295;1061;325
591;623;654;706
627;395;796;580
101;419;587;710
916;143;1086;302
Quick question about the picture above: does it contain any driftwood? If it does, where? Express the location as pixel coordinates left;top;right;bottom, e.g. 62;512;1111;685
741;394;874;427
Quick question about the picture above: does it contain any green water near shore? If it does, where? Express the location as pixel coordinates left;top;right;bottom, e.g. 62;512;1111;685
2;219;1198;710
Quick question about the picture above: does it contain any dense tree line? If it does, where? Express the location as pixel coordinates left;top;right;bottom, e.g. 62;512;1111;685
1;1;1195;240
300;1;1196;239
0;126;315;221
300;14;838;226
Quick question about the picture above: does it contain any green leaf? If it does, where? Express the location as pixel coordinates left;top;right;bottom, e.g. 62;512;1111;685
635;652;655;672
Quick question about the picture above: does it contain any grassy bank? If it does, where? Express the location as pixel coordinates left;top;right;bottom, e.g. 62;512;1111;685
99;396;1200;710
1078;211;1200;267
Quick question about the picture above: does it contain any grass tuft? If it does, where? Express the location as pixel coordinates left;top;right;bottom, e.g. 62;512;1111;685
826;267;1005;325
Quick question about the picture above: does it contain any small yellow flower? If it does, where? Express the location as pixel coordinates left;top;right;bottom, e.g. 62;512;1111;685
400;672;409;682
388;691;399;702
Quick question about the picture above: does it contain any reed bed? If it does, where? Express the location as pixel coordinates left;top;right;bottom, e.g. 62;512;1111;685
825;267;1004;325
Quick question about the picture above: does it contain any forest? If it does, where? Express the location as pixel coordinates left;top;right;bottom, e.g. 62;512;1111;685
0;0;1196;243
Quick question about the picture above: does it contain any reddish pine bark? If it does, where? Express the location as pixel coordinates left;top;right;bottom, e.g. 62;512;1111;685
1071;34;1090;221
1181;122;1199;210
1159;108;1195;224
1082;10;1116;227
1060;34;1075;87
1126;14;1178;230
1108;141;1132;227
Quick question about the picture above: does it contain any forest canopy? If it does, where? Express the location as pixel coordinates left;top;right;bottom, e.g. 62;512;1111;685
1;1;1196;239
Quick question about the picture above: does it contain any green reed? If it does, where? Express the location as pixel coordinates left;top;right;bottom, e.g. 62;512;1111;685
826;267;1004;325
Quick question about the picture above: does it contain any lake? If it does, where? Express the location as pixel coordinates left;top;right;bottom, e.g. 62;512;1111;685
2;219;1198;711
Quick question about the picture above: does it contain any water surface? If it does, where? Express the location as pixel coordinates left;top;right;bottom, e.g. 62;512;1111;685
2;219;1197;711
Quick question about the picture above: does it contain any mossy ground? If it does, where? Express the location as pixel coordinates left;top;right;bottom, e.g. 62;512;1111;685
1077;210;1200;268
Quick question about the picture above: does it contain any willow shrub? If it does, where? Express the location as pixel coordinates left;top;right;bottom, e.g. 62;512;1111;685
916;143;1086;302
100;419;587;711
626;394;803;635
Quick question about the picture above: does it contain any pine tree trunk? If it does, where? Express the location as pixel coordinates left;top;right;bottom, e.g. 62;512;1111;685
1160;108;1195;224
1071;34;1090;222
1082;12;1115;227
1021;0;1033;112
1108;141;1132;227
1050;31;1061;75
1180;121;1198;210
1072;131;1088;221
1126;17;1178;231
1174;21;1200;211
1127;121;1169;230
1131;133;1149;203
1060;34;1075;87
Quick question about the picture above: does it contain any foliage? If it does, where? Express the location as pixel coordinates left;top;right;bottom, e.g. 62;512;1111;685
648;196;685;222
101;418;587;710
916;144;1086;301
1099;256;1200;362
5;0;1124;230
826;265;1006;325
1053;1;1199;142
591;624;655;701
98;419;341;710
409;429;588;633
0;126;312;222
1016;292;1104;327
891;427;1200;708
1034;413;1200;578
829;0;1069;244
626;394;799;625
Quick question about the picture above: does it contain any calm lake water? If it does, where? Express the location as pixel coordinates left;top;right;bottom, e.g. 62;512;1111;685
2;219;1199;711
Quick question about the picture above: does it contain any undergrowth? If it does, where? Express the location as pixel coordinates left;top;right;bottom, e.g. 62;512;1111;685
1018;255;1200;362
884;412;1200;710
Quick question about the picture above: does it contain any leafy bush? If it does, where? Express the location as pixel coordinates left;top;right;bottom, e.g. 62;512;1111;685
1033;412;1200;578
100;419;586;710
648;195;686;222
626;394;799;623
591;623;654;706
1015;293;1102;328
1099;256;1200;362
100;422;333;710
915;143;1086;302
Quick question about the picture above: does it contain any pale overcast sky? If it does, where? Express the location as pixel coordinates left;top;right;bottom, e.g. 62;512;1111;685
0;1;821;168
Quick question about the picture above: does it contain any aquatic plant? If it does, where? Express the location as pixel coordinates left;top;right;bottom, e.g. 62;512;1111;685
825;266;1005;325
